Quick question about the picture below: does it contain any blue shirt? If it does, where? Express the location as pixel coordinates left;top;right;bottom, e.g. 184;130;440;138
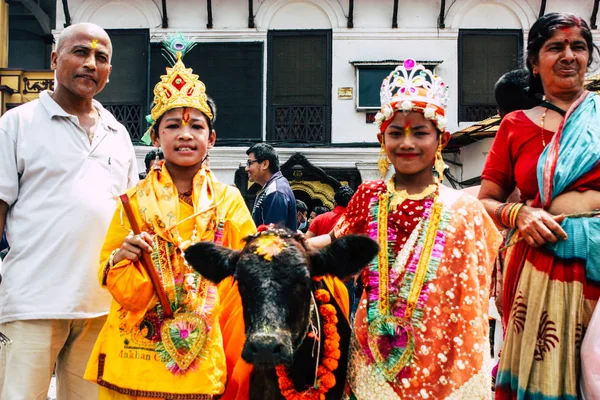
252;172;297;231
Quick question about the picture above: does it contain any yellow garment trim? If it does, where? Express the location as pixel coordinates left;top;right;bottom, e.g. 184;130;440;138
405;201;442;318
377;192;390;315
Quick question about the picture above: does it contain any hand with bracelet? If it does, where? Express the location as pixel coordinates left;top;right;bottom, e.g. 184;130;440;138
479;180;567;248
112;231;154;265
513;204;567;247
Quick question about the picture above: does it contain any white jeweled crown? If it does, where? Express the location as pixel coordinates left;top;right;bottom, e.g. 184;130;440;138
375;58;449;132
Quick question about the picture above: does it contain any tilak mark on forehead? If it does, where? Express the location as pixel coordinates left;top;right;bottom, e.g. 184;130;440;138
91;39;98;49
182;107;190;126
404;124;412;137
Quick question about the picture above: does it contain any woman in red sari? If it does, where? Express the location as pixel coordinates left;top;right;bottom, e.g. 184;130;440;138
479;12;600;399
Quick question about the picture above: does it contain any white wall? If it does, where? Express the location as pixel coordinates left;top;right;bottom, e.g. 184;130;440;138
331;32;459;142
55;0;600;184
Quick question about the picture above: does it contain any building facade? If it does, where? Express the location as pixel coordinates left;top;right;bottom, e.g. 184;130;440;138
1;0;599;206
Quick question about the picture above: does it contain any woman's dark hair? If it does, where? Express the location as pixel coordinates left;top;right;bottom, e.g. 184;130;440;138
526;12;597;96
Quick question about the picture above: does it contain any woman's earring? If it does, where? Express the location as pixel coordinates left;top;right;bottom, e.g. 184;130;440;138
377;140;390;179
434;141;445;182
202;150;210;168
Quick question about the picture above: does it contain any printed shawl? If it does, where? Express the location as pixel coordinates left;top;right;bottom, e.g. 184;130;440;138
338;182;501;399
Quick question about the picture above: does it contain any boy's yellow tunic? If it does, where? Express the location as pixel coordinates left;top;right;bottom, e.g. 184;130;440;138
85;165;256;399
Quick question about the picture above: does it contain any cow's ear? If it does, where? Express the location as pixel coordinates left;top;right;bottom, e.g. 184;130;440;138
184;242;240;284
309;235;379;280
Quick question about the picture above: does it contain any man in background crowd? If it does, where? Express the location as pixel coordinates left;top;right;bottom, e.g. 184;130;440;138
306;185;354;238
308;206;329;227
245;143;297;230
494;69;540;119
140;148;164;179
296;200;309;233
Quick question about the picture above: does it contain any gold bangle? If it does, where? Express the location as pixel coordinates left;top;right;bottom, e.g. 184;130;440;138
511;203;524;228
108;249;119;269
102;249;120;286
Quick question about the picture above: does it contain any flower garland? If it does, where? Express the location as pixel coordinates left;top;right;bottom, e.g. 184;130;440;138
275;286;340;400
364;179;452;381
152;215;226;374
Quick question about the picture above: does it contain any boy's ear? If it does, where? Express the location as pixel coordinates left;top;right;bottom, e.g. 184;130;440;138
208;129;216;149
184;242;240;284
309;235;379;280
151;129;160;147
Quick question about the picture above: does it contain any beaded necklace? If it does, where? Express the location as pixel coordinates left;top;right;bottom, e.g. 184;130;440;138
540;108;548;148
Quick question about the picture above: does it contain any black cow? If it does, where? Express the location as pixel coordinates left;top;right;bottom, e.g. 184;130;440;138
184;226;378;400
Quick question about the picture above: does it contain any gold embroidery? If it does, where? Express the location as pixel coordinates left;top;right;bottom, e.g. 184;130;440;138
378;192;390;315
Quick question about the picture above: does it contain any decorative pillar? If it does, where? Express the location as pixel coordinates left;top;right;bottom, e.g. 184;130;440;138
0;1;9;68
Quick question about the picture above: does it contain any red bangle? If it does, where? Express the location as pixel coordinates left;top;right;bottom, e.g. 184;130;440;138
493;203;509;229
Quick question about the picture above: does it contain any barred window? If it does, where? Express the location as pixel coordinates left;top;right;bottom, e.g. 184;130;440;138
458;29;523;122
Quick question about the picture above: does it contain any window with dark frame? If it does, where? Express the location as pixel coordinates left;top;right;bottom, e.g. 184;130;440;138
458;29;523;122
267;30;332;144
7;0;56;70
351;61;442;111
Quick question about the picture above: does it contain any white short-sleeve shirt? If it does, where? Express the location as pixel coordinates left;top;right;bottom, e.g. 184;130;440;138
0;90;138;323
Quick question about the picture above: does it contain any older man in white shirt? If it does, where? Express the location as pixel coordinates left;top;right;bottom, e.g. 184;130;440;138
0;23;138;399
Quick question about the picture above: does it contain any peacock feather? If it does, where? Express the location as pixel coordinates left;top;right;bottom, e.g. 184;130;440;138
161;33;196;66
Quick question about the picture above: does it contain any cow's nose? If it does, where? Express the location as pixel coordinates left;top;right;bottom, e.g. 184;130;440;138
243;333;292;365
248;336;284;356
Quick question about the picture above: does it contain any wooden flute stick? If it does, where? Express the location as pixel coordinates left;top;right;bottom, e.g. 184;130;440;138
119;194;173;318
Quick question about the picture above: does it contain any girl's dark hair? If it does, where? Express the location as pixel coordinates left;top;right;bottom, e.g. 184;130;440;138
526;13;597;96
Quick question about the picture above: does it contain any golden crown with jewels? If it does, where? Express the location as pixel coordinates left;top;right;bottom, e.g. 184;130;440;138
375;58;449;132
141;34;213;144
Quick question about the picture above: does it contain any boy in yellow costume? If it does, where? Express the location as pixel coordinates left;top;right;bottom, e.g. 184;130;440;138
85;35;256;399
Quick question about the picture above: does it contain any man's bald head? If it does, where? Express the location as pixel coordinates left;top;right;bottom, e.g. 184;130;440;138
51;22;113;101
56;23;112;60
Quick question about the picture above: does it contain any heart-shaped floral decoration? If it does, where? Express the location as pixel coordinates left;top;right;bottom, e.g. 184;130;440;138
159;313;209;372
367;315;415;382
